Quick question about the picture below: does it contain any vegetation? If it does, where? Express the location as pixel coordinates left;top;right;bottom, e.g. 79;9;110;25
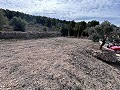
89;33;99;42
0;10;8;30
0;31;61;39
0;8;120;47
10;16;28;32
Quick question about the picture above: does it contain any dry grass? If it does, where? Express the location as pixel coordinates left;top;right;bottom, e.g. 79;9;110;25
0;31;61;39
0;37;120;90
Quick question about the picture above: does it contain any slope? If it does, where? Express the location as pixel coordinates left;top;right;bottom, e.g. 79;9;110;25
0;37;120;90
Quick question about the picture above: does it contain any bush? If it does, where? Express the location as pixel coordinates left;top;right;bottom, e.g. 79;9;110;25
89;33;99;42
0;10;8;30
10;17;28;32
82;28;89;37
0;31;61;39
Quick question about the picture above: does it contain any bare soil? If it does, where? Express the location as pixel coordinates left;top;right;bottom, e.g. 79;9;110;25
0;37;120;90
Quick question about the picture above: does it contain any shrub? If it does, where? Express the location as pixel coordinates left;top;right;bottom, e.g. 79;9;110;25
0;31;61;39
10;17;28;32
0;10;8;30
89;33;99;42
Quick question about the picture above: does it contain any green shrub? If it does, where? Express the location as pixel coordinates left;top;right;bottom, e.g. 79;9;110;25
89;33;99;42
10;17;28;32
0;10;8;30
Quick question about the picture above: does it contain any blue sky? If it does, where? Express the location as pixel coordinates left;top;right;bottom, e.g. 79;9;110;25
0;0;120;26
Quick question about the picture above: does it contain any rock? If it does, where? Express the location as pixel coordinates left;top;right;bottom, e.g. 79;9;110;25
92;50;118;62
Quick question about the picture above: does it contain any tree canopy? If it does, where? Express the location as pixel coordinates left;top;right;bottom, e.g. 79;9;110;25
10;17;28;32
0;10;8;30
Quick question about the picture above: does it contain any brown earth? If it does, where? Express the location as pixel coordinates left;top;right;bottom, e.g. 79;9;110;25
0;37;120;90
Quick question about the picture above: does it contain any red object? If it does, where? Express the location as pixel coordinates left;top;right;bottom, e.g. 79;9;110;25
110;46;120;51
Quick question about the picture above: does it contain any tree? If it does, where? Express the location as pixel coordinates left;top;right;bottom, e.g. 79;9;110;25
87;20;99;27
74;21;86;37
84;21;114;49
67;21;75;36
10;16;28;32
0;10;8;30
101;21;113;36
74;23;81;37
96;21;114;49
51;18;57;26
60;25;68;36
79;21;87;36
45;18;52;28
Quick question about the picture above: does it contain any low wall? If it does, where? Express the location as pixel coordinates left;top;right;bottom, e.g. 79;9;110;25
0;31;61;39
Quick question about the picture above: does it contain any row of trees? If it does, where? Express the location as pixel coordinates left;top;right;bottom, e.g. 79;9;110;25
0;9;120;47
60;20;100;37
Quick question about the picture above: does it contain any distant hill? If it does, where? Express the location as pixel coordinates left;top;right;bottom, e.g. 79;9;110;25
1;8;71;32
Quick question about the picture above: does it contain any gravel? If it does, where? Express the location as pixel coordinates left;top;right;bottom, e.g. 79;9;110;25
0;37;120;90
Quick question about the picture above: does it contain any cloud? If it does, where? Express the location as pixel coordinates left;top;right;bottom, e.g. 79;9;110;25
0;0;120;25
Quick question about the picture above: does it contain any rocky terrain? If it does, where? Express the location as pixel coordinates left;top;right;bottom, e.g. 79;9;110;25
0;37;120;90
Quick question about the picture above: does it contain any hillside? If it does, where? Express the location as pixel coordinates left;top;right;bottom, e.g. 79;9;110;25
1;8;120;40
3;23;53;32
0;37;120;90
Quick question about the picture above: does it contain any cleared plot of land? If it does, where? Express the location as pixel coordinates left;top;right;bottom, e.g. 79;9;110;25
0;37;120;90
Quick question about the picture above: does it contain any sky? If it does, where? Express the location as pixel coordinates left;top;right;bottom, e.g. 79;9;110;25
0;0;120;26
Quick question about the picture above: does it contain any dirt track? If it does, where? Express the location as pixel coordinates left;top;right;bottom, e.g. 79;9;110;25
0;37;120;90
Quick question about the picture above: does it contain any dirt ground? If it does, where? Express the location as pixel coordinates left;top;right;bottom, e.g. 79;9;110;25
0;37;120;90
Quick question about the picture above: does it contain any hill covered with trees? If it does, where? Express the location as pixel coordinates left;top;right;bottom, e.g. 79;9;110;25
0;8;120;44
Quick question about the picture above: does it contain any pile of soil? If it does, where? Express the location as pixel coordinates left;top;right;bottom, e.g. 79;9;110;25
0;37;120;90
92;50;118;62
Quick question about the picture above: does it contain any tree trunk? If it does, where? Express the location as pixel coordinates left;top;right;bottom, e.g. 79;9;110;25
77;30;79;38
68;29;70;37
99;36;107;50
100;41;106;50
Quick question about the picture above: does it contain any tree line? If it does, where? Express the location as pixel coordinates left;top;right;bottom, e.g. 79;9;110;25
0;8;120;47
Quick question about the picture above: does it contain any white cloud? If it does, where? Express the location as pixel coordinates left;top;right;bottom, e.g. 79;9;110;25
0;0;120;25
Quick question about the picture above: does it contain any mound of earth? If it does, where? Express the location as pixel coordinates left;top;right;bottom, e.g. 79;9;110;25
92;50;118;62
0;37;120;90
